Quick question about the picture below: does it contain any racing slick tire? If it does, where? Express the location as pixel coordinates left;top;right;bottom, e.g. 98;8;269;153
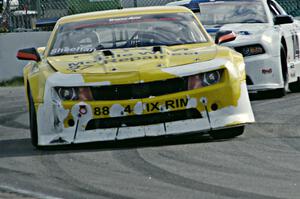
28;88;38;148
210;126;245;140
274;45;289;97
289;78;300;92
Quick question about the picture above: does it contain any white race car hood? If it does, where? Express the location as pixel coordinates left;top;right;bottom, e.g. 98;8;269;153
218;23;271;35
205;23;271;38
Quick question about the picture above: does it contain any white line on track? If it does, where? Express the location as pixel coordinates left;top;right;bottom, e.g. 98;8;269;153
0;185;62;199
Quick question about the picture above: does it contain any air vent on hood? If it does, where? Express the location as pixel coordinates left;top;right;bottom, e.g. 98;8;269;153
102;50;114;56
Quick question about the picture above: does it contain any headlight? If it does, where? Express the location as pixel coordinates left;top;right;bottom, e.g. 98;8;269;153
56;87;93;101
188;70;223;90
57;87;77;100
235;44;265;57
202;70;222;86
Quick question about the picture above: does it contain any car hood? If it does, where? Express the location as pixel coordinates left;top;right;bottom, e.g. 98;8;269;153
47;44;218;76
206;23;271;37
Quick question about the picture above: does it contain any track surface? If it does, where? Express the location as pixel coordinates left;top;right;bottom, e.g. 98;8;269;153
0;87;299;199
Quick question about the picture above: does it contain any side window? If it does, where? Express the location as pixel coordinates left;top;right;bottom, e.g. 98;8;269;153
269;5;279;16
271;0;288;15
269;2;281;16
269;1;299;60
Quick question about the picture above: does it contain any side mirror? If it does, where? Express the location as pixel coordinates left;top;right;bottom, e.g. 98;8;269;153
274;15;294;25
16;48;41;62
215;31;237;45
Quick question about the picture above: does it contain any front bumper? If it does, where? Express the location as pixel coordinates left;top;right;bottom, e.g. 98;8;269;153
34;57;255;146
244;53;283;92
35;76;254;146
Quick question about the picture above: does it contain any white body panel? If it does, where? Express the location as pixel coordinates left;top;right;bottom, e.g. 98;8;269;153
219;23;286;92
197;0;300;92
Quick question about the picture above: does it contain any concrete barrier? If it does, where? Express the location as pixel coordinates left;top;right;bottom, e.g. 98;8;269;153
0;32;51;81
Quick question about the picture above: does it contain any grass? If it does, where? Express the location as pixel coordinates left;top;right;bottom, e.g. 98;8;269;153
0;77;24;87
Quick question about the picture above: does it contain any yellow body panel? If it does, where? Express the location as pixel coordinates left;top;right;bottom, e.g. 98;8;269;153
21;6;254;146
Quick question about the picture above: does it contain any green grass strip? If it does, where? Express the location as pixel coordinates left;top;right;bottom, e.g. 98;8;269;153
0;77;24;87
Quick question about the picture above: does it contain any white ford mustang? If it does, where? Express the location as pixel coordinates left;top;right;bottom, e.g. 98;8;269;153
168;0;300;97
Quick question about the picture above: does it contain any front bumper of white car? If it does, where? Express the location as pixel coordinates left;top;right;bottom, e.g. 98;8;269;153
244;53;284;93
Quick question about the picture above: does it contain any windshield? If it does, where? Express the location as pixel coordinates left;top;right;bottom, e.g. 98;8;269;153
197;1;268;26
49;13;208;56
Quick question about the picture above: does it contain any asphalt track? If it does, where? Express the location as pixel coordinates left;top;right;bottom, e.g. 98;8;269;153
0;87;299;199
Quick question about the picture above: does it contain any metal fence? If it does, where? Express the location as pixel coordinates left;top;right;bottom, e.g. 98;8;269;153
277;0;300;16
1;0;300;32
121;0;175;8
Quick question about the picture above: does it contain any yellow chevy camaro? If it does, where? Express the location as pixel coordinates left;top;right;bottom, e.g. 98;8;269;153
17;6;255;147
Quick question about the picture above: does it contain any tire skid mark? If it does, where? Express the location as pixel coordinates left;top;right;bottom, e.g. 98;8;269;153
113;149;283;199
230;139;300;173
0;111;29;129
251;93;300;108
0;105;26;112
39;154;135;199
280;138;300;152
0;166;34;178
157;150;290;181
0;185;38;199
0;185;62;199
247;119;300;155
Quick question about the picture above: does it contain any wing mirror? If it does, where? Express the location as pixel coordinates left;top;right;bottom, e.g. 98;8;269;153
274;15;294;25
215;31;237;45
16;47;41;62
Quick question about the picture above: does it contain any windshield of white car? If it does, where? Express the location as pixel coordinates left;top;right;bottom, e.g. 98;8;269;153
197;1;268;26
49;13;208;56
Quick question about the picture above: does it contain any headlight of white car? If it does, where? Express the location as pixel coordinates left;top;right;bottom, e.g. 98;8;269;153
235;44;265;57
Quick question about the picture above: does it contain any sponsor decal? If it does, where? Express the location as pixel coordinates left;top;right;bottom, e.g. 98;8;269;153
50;47;94;56
93;98;190;116
262;68;272;74
145;98;189;112
66;48;202;71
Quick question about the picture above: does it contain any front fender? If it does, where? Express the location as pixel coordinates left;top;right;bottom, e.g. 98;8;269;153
24;61;55;106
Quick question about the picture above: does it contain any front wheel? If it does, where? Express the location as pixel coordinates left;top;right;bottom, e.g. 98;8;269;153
274;45;289;98
28;88;38;148
271;87;287;98
289;78;300;92
210;126;245;140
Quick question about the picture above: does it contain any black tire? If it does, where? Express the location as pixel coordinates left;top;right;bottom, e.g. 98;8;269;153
270;87;286;98
28;88;38;148
289;78;300;92
210;126;245;140
272;45;289;97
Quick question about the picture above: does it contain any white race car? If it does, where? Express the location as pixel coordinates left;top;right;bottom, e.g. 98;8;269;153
169;0;300;97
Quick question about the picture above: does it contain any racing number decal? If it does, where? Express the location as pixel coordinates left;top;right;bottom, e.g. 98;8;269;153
124;105;133;114
291;30;300;60
94;107;110;116
94;105;133;116
93;98;190;116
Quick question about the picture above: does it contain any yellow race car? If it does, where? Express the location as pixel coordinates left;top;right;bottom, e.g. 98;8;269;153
17;6;254;147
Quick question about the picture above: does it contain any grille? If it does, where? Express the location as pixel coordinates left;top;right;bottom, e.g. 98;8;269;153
90;77;188;100
85;109;202;130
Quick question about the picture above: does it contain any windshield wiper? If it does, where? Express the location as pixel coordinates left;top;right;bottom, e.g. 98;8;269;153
166;42;201;46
